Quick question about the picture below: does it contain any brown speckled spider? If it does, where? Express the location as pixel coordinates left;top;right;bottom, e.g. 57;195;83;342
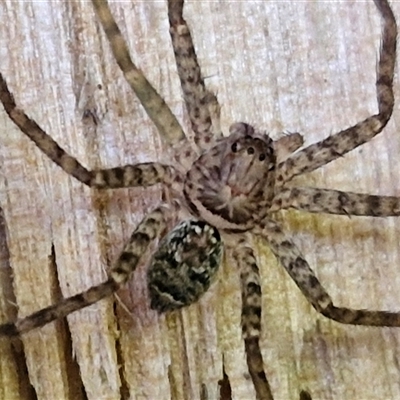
0;0;399;399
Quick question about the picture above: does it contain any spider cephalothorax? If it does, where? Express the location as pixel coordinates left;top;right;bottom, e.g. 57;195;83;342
185;122;277;229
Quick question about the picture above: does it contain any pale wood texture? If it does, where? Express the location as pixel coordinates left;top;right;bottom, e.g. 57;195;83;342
1;1;400;399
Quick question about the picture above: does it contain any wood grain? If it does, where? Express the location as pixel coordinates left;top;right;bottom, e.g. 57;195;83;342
1;1;400;399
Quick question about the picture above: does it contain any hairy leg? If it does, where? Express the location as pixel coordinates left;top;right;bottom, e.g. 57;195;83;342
91;0;185;145
257;219;400;326
0;73;174;188
271;187;400;216
274;132;304;163
276;0;397;184
0;206;172;336
230;241;273;400
168;0;221;150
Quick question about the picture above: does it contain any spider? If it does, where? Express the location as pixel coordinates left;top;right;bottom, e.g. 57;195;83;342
0;0;399;399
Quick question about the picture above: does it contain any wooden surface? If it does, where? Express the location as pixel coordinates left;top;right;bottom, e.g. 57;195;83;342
1;1;400;399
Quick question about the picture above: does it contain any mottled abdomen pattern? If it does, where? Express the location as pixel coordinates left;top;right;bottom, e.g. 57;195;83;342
147;220;223;312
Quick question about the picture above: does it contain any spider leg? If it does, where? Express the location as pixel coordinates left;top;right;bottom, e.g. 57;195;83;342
258;219;400;326
230;241;273;400
274;132;304;163
0;73;175;189
271;187;400;217
0;206;172;337
276;0;397;184
90;0;185;145
167;0;221;150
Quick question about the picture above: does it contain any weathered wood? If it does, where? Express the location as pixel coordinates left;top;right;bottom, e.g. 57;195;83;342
1;1;400;399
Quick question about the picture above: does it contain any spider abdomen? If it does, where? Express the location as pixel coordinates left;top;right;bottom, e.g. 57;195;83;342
147;219;223;313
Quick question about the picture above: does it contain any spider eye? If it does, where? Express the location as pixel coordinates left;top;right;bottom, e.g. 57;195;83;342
259;153;266;161
268;163;275;171
231;143;238;152
247;147;255;155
